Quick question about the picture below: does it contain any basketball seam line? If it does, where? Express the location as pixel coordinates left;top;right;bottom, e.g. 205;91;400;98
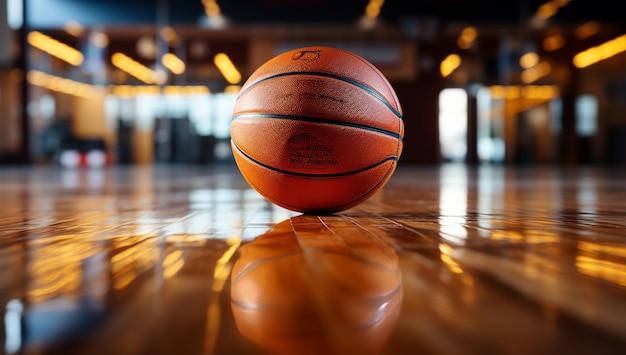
231;140;399;178
232;113;403;140
238;71;403;120
344;50;403;112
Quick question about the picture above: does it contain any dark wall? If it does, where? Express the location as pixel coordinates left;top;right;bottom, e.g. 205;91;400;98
393;43;444;166
394;77;442;165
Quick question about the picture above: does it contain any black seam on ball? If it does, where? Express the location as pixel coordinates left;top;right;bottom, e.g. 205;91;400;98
232;113;403;141
231;140;399;178
237;71;403;120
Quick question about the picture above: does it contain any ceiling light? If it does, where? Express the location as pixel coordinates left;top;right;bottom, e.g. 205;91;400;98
162;53;186;75
573;34;626;68
440;54;461;77
27;31;84;66
214;53;241;84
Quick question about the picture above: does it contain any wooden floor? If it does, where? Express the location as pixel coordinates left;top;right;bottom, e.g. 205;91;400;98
0;163;625;355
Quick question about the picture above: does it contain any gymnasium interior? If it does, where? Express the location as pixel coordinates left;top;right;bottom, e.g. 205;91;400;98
0;1;625;354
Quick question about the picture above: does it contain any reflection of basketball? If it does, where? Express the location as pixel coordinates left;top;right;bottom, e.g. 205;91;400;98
230;46;404;214
230;217;403;355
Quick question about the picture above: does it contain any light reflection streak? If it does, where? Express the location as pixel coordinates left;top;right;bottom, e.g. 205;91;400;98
163;233;211;246
212;237;241;292
27;238;96;303
490;230;560;243
113;272;136;290
439;165;468;242
439;243;475;303
162;250;185;279
204;236;242;354
576;256;626;287
439;243;463;274
579;242;626;258
110;237;158;290
523;254;560;278
576;175;598;215
477;166;505;232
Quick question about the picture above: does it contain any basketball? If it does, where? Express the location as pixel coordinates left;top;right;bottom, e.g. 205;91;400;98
230;46;404;213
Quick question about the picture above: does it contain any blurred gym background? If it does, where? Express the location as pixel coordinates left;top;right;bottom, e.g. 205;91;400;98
0;0;624;168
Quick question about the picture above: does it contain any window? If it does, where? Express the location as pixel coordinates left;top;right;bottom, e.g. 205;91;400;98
438;88;468;162
576;94;597;137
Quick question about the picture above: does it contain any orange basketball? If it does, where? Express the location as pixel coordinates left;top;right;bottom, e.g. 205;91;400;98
230;46;404;213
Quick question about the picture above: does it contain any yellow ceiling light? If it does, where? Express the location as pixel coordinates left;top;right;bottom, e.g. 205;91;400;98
359;0;385;29
535;2;559;20
543;34;565;52
364;0;385;19
213;53;241;84
519;52;540;69
575;21;600;40
521;61;551;83
457;26;477;49
202;0;221;16
111;52;157;84
533;0;571;21
573;34;626;68
27;31;84;66
440;54;461;78
161;53;186;75
365;3;381;18
201;0;228;29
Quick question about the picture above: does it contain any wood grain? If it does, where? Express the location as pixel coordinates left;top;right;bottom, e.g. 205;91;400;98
0;164;624;354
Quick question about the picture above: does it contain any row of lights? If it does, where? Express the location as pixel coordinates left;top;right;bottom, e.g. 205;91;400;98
489;85;560;100
28;39;241;94
25;0;624;97
543;21;600;52
440;26;476;77
111;84;241;98
27;70;98;98
442;11;625;83
28;22;241;86
110;50;240;86
26;69;242;99
111;84;213;98
457;27;477;50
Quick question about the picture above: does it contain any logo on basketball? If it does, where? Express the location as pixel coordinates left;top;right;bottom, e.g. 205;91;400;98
287;133;338;168
292;50;322;62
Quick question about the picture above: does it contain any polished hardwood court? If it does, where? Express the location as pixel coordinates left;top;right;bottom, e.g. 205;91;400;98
0;163;625;355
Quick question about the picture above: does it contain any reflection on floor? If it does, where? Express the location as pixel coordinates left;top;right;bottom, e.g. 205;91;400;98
0;163;625;354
